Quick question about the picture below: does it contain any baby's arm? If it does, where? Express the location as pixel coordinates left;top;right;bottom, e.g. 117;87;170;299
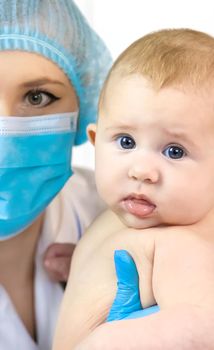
76;305;214;350
53;217;214;350
77;248;214;350
52;210;124;350
53;210;155;350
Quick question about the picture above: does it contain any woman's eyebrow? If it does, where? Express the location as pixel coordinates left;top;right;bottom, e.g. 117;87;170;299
21;78;66;88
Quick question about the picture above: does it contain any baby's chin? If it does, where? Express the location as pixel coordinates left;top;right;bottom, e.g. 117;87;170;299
113;206;203;230
117;212;164;230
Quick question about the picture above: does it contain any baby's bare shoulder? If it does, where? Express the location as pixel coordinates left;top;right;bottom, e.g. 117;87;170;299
153;225;214;309
155;224;214;252
72;210;123;267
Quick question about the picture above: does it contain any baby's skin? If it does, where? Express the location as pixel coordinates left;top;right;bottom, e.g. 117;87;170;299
54;209;214;349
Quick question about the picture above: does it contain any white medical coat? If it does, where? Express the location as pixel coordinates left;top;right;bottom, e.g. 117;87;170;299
0;167;105;350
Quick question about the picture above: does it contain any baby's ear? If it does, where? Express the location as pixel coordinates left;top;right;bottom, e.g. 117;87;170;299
87;123;97;145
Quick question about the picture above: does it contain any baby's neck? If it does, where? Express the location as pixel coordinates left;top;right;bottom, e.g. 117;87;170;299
181;208;214;239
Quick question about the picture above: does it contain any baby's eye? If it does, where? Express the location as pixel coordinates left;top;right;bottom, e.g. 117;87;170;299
25;90;59;108
162;145;186;159
117;135;136;150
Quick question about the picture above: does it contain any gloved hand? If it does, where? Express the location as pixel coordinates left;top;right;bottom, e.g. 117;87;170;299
43;242;75;282
107;249;160;322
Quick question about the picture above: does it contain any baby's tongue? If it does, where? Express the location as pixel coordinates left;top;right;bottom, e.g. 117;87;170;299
124;198;155;217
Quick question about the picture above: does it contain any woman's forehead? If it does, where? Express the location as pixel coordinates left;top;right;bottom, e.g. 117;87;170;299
0;51;70;85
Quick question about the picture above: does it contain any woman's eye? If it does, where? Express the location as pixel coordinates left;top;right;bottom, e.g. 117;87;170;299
117;135;136;149
163;145;186;159
25;90;59;108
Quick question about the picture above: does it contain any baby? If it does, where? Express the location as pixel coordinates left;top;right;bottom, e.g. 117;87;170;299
53;28;214;349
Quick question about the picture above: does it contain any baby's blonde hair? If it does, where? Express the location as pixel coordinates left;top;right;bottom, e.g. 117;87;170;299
100;28;214;105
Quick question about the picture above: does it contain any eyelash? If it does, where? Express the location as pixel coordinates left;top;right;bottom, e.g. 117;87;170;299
114;134;136;150
113;134;188;158
162;143;187;160
24;88;60;107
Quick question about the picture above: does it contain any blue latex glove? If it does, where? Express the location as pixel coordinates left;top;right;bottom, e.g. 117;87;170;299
107;250;160;322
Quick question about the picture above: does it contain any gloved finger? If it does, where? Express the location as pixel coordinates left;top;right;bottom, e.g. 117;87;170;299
107;250;142;322
44;242;76;259
44;256;72;282
124;305;160;320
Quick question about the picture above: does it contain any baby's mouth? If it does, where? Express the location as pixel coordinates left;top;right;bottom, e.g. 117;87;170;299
122;195;156;218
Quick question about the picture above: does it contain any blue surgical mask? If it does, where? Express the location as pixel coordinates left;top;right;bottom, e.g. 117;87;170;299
0;112;78;240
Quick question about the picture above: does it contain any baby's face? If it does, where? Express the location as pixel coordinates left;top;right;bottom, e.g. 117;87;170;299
0;51;78;116
91;74;214;229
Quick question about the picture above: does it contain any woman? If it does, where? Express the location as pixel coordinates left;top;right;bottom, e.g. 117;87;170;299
0;1;111;349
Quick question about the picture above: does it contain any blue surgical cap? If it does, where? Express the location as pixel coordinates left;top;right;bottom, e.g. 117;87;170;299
0;0;112;145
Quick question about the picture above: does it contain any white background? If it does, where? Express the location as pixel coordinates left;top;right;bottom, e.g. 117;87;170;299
73;0;214;168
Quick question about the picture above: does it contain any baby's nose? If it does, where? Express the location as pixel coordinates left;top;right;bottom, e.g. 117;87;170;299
128;163;160;183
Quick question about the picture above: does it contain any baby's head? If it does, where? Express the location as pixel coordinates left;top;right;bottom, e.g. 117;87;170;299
88;28;214;229
0;0;111;144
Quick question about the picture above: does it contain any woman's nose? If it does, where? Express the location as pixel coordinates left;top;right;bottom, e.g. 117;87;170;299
0;101;14;116
128;162;160;184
